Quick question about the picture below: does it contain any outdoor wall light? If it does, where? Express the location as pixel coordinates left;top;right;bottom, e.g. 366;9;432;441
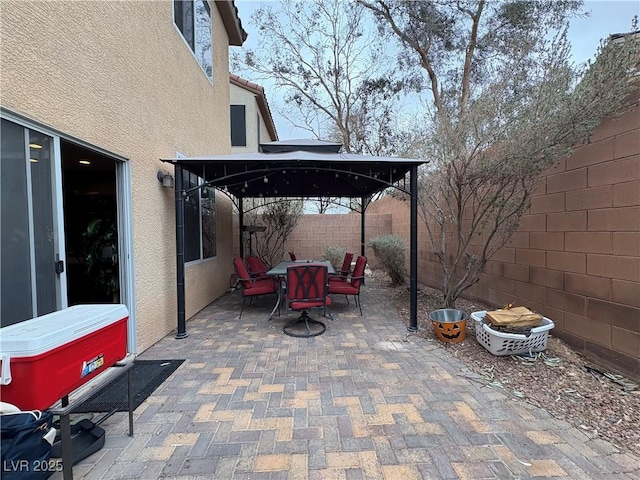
157;171;174;188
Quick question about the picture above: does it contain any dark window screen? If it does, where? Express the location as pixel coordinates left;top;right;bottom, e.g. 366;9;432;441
230;105;246;146
201;187;216;259
183;170;200;262
174;0;194;51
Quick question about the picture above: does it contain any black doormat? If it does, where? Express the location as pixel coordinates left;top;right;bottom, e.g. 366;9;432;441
74;359;184;413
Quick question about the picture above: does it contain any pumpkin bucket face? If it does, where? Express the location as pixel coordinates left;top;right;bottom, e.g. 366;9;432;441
429;309;466;343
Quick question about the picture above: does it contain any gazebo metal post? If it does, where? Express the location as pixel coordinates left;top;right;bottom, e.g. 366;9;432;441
238;197;244;258
360;196;366;257
408;165;418;331
174;165;188;339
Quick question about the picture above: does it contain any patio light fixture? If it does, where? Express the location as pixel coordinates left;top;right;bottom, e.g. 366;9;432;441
157;171;174;188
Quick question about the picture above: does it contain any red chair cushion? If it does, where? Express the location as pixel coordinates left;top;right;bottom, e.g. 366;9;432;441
328;283;358;295
246;256;268;276
349;256;367;288
234;257;254;288
339;253;353;275
328;276;347;283
243;279;277;296
290;296;332;310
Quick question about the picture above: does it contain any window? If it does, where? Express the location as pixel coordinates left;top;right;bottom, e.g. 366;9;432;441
230;105;246;146
174;0;212;81
183;170;216;262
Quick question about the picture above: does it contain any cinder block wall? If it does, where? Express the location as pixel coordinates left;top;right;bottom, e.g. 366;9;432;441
476;101;639;379
233;212;392;267
285;213;391;265
368;100;640;380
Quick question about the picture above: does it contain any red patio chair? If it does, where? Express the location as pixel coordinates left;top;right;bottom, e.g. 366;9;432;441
328;255;367;315
233;257;278;318
288;251;297;261
246;255;270;280
329;252;353;283
284;263;332;337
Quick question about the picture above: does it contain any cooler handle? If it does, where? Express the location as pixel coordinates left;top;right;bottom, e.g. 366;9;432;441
0;355;11;385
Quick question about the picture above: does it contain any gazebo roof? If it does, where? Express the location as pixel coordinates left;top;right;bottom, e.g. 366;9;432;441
161;140;425;199
161;139;426;337
259;138;342;153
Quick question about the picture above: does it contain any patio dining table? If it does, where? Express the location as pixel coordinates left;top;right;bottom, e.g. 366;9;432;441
265;260;334;321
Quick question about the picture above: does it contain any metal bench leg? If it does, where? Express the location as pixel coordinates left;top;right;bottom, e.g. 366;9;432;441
60;405;73;480
128;368;134;436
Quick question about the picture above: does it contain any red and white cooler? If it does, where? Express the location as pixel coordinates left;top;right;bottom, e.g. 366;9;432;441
0;304;128;411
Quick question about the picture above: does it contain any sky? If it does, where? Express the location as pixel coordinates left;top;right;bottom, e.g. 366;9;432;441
232;0;640;140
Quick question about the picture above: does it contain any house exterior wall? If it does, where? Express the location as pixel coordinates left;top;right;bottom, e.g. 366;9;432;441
1;1;236;352
258;114;272;147
229;78;276;152
230;84;261;152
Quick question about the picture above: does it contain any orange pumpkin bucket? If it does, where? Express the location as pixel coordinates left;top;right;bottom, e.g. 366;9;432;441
429;309;466;343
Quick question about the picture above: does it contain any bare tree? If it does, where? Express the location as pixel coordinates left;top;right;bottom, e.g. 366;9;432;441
243;198;304;268
231;0;402;155
306;197;341;214
361;0;639;307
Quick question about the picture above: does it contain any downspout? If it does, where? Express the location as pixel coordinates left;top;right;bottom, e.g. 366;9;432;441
174;165;188;339
408;165;418;332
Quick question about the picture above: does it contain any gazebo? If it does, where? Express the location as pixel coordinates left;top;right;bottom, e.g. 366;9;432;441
162;139;427;337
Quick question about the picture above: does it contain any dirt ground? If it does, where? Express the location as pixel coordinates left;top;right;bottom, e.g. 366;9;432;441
370;271;640;456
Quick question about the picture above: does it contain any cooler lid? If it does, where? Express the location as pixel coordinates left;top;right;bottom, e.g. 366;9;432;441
0;304;129;357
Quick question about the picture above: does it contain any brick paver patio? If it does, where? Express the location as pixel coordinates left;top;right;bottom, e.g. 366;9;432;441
52;282;640;479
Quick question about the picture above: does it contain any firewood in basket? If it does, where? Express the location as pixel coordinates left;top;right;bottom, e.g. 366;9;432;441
486;306;543;328
488;324;534;337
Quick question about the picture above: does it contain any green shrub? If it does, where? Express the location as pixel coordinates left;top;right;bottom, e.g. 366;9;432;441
322;246;346;268
367;234;406;285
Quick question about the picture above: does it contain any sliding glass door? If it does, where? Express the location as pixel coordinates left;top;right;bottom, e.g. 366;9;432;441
1;119;65;326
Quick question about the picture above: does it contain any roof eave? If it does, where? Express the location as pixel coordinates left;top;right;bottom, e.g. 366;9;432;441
256;95;278;142
216;1;247;46
230;74;279;141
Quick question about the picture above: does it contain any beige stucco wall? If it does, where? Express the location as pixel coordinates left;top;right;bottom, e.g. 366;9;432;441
258;115;272;146
230;82;275;151
1;1;236;352
230;84;257;151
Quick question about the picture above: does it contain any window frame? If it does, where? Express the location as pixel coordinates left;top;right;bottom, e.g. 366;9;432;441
230;104;247;147
183;169;216;264
173;0;213;82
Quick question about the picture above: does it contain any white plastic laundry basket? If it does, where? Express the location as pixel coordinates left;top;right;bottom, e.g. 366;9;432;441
471;311;554;356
